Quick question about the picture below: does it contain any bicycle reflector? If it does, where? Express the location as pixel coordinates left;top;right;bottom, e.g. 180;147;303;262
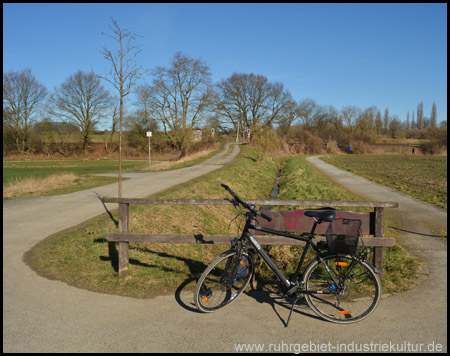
337;311;352;315
334;262;350;267
236;257;248;278
202;295;209;303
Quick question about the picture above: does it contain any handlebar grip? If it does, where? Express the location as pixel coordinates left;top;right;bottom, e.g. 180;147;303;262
257;210;272;222
222;183;272;222
221;183;242;204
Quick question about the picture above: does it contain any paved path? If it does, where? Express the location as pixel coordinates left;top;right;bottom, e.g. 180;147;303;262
3;150;447;352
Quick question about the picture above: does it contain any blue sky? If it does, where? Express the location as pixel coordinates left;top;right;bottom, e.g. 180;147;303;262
3;3;447;126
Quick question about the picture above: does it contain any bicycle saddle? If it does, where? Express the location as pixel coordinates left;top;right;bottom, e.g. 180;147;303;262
304;210;336;222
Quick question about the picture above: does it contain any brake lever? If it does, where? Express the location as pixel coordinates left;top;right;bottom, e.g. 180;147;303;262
225;198;239;207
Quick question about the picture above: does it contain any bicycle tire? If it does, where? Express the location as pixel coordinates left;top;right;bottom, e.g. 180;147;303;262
194;251;254;313
303;254;381;324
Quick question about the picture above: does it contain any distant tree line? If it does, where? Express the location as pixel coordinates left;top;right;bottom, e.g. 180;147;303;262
3;23;446;156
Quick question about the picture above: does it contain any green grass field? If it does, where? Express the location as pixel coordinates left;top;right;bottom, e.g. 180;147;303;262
3;159;149;199
3;159;148;183
3;142;224;199
320;154;447;210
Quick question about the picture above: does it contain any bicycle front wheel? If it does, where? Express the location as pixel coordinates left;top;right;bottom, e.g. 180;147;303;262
303;254;381;324
194;251;254;313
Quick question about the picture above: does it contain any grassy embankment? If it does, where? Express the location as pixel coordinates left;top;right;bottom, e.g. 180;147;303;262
25;146;419;298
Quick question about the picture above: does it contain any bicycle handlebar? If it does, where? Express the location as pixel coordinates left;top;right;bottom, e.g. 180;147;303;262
221;184;272;222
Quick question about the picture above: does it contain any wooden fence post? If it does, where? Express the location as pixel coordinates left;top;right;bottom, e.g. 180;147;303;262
373;207;384;271
118;202;129;276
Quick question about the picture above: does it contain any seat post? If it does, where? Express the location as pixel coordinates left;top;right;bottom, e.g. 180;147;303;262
310;219;321;235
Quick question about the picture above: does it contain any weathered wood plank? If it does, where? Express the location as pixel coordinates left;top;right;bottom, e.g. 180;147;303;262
106;233;396;247
254;210;372;235
373;207;385;269
118;203;129;276
101;197;398;208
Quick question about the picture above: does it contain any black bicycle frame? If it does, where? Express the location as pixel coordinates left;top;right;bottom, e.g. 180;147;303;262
240;216;325;292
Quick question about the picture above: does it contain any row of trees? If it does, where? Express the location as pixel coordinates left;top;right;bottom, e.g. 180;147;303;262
3;69;113;154
3;60;445;155
4;19;446;158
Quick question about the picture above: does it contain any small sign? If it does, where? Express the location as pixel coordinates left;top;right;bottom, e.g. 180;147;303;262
146;131;152;137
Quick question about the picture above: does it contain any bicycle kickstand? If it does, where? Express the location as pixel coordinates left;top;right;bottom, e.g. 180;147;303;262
286;292;301;327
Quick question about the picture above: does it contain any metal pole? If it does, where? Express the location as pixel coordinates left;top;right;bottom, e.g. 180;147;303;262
148;136;151;169
147;131;152;170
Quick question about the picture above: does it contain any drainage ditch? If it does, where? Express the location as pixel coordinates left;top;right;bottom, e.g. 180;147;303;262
261;168;281;211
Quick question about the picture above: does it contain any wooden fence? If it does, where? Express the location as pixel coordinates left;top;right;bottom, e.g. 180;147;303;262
101;197;398;276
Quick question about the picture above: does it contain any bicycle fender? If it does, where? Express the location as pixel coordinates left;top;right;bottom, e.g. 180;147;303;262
365;259;383;274
220;249;236;257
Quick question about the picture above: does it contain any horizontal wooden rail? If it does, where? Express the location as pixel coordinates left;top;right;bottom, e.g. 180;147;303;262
106;232;396;247
101;197;399;208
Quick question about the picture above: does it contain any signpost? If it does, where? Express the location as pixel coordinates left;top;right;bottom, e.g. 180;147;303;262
146;131;152;169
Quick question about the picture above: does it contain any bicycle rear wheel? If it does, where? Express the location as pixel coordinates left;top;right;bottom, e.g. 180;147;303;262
194;251;254;312
303;254;381;323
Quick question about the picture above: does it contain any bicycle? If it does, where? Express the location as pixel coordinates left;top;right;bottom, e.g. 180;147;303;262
194;184;381;326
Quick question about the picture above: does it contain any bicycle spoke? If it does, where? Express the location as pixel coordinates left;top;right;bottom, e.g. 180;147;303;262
195;252;253;312
304;255;381;323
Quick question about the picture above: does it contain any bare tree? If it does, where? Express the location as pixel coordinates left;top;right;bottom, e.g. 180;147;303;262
99;17;147;198
383;108;390;134
310;104;335;135
389;116;402;138
416;102;424;130
431;102;437;129
214;73;292;136
277;98;300;130
297;98;317;129
264;82;294;127
49;70;112;153
341;105;361;136
357;106;377;135
143;51;212;156
131;85;159;136
3;68;48;153
374;110;383;135
215;73;250;132
247;74;271;128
